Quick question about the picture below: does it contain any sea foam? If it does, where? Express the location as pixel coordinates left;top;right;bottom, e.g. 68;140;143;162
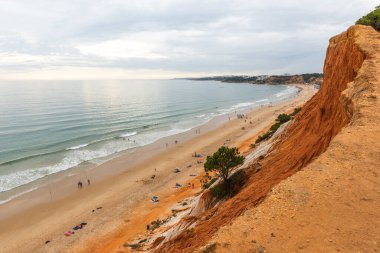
66;143;89;150
119;131;137;138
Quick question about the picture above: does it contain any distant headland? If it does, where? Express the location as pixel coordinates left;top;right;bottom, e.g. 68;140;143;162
180;73;323;85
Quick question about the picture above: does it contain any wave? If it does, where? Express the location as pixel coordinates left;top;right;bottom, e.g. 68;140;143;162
0;140;136;193
0;155;85;193
275;86;299;98
213;86;298;116
119;131;137;138
0;134;125;167
0;127;188;193
215;102;257;115
66;143;89;150
0;149;64;166
231;102;255;110
256;99;269;103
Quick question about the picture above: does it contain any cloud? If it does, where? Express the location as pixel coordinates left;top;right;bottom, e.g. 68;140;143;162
0;0;376;79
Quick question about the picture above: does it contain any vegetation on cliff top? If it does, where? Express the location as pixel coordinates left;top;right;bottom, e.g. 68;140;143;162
356;6;380;32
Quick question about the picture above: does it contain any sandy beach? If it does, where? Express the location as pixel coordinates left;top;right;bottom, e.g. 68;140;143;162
0;84;316;253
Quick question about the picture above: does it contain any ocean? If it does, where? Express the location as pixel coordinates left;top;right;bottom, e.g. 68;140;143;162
0;79;298;202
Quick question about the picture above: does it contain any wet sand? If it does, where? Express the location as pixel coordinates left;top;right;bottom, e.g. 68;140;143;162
0;84;316;253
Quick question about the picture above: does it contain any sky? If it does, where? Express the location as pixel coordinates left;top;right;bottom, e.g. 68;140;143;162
0;0;376;79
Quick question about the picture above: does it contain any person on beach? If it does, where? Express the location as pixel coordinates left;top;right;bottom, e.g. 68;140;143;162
175;140;178;144
87;179;91;186
78;181;83;189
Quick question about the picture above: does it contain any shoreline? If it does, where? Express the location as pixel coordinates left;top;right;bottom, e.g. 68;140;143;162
0;84;316;253
0;84;298;208
0;81;296;197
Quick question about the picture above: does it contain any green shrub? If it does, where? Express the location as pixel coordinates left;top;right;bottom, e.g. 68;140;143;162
356;6;380;32
204;146;245;185
276;113;291;124
210;184;228;199
270;122;282;132
209;170;247;199
202;177;218;189
255;131;272;143
290;107;301;116
200;172;211;188
255;111;298;144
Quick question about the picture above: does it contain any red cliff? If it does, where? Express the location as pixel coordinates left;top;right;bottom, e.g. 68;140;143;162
154;25;380;253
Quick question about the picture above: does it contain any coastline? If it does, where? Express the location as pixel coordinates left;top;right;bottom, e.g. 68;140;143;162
0;84;316;253
0;83;298;208
0;83;297;205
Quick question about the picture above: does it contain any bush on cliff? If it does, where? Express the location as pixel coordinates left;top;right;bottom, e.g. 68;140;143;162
276;113;291;124
356;6;380;32
254;113;292;144
270;122;282;132
202;176;217;189
255;131;272;143
290;107;301;116
204;146;245;190
210;169;248;199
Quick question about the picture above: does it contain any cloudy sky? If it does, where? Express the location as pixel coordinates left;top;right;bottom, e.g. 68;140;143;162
0;0;376;79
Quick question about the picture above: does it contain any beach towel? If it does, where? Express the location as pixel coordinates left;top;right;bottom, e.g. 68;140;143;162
151;196;159;203
73;225;82;230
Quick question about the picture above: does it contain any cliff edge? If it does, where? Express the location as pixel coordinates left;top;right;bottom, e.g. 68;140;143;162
155;25;380;252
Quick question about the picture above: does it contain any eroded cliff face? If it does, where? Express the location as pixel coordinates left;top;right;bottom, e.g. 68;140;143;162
154;25;380;253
